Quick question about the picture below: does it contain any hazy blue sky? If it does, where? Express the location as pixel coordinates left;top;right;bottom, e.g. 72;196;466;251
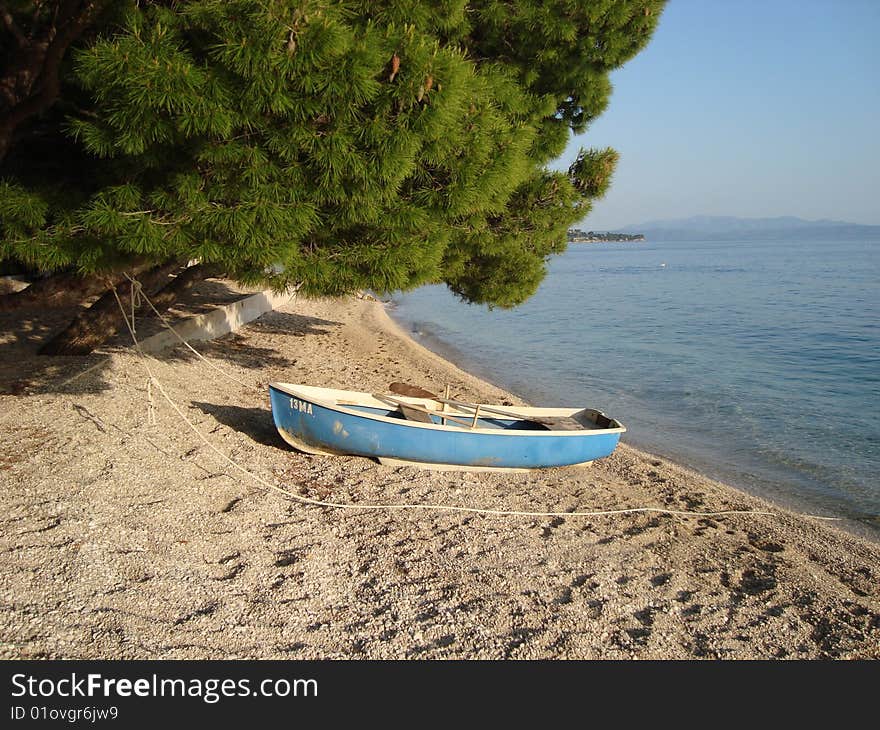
552;0;880;230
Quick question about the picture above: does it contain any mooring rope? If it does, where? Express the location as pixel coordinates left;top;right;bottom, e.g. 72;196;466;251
122;273;258;392
109;276;839;523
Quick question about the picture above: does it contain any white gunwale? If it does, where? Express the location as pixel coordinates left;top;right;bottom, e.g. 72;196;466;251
269;382;626;437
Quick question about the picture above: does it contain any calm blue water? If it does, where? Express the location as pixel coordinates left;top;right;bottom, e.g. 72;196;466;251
390;239;880;532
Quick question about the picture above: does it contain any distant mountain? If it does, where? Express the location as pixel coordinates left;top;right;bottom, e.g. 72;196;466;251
613;216;880;241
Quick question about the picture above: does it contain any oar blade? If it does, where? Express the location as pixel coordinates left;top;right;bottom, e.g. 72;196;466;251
389;382;438;399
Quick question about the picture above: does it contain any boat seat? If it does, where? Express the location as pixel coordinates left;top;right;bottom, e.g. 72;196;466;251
396;403;435;423
541;417;585;431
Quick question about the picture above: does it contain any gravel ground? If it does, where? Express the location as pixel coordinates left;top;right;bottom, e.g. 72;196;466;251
1;287;878;659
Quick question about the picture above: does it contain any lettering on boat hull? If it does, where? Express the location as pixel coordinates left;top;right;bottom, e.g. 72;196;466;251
289;398;314;416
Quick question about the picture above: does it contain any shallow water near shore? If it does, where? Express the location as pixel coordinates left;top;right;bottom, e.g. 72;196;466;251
391;238;880;533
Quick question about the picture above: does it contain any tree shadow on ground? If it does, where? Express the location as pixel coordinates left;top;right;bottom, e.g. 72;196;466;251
165;278;254;313
0;303;115;395
0;276;251;395
191;401;283;449
157;311;342;371
240;309;342;337
0;278;340;395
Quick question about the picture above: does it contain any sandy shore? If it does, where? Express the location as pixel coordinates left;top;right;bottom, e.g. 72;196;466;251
1;287;879;659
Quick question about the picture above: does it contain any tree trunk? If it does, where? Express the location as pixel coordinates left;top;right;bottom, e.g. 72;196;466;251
0;264;148;311
144;264;216;316
38;261;183;356
0;1;110;165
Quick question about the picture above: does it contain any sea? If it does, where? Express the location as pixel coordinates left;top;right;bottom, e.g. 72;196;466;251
389;238;880;536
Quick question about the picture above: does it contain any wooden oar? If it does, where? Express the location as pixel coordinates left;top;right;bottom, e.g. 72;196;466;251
388;382;584;430
390;382;554;425
388;382;437;398
389;382;533;419
372;394;478;429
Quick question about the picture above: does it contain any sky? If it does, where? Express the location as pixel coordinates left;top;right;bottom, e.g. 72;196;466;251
551;0;880;230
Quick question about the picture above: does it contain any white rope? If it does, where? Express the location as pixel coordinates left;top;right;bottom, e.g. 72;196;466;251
121;272;275;393
130;278;139;335
146;377;156;426
110;277;840;523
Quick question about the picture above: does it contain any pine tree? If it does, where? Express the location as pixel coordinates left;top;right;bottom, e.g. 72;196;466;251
0;1;665;353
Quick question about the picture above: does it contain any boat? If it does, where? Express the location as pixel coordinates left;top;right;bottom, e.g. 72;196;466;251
268;382;626;471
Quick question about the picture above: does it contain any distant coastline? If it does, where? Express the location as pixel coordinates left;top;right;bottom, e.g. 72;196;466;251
613;215;880;242
568;229;645;243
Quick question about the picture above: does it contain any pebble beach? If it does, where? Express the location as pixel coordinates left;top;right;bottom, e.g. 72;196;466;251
1;286;879;659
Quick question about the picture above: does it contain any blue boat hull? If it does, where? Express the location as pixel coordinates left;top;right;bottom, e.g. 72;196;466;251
269;385;623;470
